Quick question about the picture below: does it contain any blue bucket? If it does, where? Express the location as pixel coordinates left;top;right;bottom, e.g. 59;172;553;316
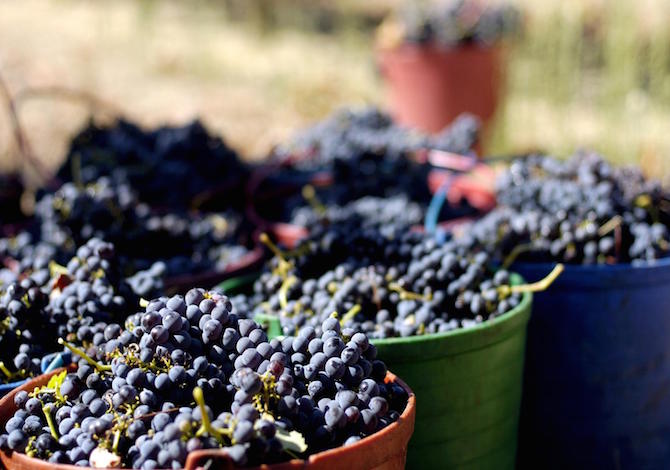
0;351;72;398
515;258;670;469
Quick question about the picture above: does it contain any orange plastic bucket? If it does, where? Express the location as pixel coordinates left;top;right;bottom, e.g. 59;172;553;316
0;369;415;470
378;42;503;134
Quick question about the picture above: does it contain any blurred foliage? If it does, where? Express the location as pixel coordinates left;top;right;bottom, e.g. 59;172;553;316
1;0;669;179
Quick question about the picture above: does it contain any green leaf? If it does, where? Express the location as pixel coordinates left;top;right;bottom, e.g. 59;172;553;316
275;428;307;454
46;370;67;403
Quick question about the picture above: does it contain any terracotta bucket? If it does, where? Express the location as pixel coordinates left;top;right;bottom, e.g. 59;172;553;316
378;43;503;134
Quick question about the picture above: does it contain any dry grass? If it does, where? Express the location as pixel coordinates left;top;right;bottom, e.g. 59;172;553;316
0;0;379;174
0;0;669;180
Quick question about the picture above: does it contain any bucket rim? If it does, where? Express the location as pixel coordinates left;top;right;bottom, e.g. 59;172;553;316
513;256;670;288
514;255;670;272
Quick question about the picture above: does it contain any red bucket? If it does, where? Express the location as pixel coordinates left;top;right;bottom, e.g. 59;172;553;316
378;42;503;134
0;369;415;470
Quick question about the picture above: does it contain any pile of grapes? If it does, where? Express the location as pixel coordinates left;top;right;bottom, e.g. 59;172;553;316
275;107;479;169
0;291;407;469
256;108;481;232
389;0;522;47
248;224;524;339
0;238;137;384
462;153;670;265
1;122;256;296
57;119;248;211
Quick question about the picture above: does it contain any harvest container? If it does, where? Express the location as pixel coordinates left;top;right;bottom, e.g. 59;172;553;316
377;43;503;134
0;370;416;470
374;274;531;469
515;259;670;469
256;275;531;469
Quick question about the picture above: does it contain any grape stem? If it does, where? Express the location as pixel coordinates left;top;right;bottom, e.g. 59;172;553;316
301;185;326;215
501;243;536;269
498;264;564;297
42;403;59;440
58;338;112;372
259;233;293;278
193;387;231;443
0;361;16;380
339;304;362;326
48;260;70;277
598;215;622;237
278;276;298;310
259;233;287;262
388;283;432;301
112;428;121;454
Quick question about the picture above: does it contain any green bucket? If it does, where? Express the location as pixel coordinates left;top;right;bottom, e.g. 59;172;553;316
253;274;532;470
373;274;532;469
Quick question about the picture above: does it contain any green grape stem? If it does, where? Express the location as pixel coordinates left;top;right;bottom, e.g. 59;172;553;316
498;263;564;297
42;403;59;440
0;362;16;380
58;338;112;372
193;387;232;443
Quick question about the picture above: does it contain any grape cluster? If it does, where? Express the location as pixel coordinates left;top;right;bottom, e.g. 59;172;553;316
0;291;407;468
47;238;137;342
252;224;521;339
0;233;57;286
393;0;521;46
4;175;251;293
257;108;480;232
57;119;248;210
289;194;425;230
0;238;138;385
275;107;479;170
463;153;670;265
0;277;51;383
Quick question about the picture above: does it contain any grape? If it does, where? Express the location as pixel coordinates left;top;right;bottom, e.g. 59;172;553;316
7;429;29;452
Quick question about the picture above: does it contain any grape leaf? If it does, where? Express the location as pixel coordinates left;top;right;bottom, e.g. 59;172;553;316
275;428;307;454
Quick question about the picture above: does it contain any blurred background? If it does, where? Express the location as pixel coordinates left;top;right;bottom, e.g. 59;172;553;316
1;0;670;180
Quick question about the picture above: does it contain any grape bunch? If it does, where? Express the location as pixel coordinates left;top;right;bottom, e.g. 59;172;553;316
289;194;425;230
0;276;52;383
391;0;522;47
275;107;479;170
0;238;141;385
251;223;522;339
463;153;670;265
46;238;138;343
0;290;407;469
57;119;248;211
256;108;481;232
35;177;139;256
0;233;57;286
4;175;252;294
